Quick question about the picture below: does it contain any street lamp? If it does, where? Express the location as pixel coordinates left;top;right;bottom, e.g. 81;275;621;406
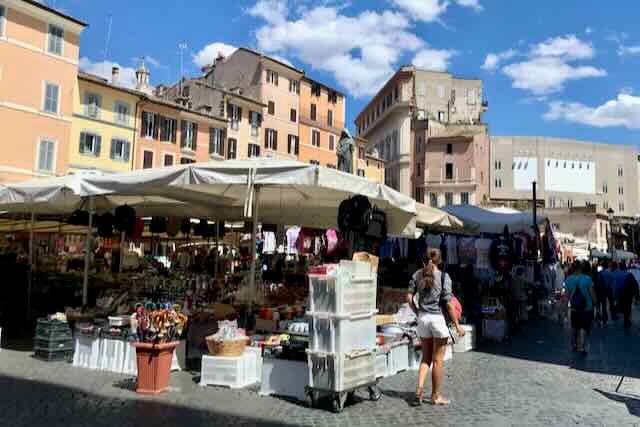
607;208;615;257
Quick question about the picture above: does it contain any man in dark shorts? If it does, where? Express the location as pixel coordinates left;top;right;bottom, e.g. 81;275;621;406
564;262;596;353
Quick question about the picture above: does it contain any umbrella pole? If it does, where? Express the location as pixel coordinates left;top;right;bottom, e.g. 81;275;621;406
249;187;261;309
214;222;219;279
26;211;35;323
82;197;94;307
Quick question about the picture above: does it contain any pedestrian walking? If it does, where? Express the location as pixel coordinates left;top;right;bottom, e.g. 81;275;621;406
619;269;640;329
564;261;596;353
509;267;528;333
598;261;618;324
408;249;465;407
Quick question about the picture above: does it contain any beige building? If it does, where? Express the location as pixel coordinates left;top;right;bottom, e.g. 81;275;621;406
0;0;86;183
541;206;610;251
490;136;640;217
162;76;265;160
202;48;303;160
355;66;487;200
355;136;385;185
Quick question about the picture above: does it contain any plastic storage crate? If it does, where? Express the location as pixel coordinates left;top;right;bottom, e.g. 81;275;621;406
453;325;476;353
35;319;72;340
34;348;73;362
73;335;102;370
200;352;259;389
307;311;377;354
387;341;409;375
375;348;389;379
307;350;376;392
408;346;422;370
33;337;73;352
244;346;263;383
308;261;376;315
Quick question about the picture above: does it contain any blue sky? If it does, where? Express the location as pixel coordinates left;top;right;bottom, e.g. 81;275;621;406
52;0;640;145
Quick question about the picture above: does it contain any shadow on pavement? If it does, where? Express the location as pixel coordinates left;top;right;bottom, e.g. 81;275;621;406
475;309;640;380
594;388;640;417
0;373;295;427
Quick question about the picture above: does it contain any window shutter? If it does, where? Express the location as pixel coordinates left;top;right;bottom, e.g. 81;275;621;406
141;112;147;136
171;119;177;143
295;137;299;155
38;142;46;170
273;130;278;151
95;135;102;156
264;129;269;148
152;113;160;139
110;139;116;160
227;103;232;119
192;123;198;151
248;144;252;157
220;130;225;157
79;132;85;154
209;128;215;154
124;141;131;162
257;113;263;126
180;120;187;148
238;107;242;121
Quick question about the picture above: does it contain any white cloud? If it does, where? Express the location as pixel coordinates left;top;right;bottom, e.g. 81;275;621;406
544;92;640;129
144;56;167;70
412;48;457;71
530;34;595;60
390;0;481;22
503;57;605;95
390;0;449;22
617;45;640;56
498;34;605;95
453;0;482;11
585;27;593;34
249;3;427;97
192;42;238;68
481;49;517;71
79;57;139;89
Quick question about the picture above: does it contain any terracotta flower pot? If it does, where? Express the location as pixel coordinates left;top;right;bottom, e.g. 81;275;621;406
134;341;178;394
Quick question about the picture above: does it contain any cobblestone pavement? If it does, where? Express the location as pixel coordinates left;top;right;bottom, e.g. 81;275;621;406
2;312;640;427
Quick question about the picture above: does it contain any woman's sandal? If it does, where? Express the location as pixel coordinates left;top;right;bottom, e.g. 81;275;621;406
410;388;424;407
431;396;451;406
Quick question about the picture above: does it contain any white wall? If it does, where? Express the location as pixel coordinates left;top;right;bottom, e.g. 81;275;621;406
513;157;538;191
544;158;596;194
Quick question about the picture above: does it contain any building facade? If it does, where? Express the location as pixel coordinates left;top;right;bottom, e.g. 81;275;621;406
202;48;303;160
354;136;385;185
0;0;86;183
541;206;610;251
355;66;486;198
298;77;345;168
415;124;490;207
69;71;140;173
163;76;265;161
490;136;640;217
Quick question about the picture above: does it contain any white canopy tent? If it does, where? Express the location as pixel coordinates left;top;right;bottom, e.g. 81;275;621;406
415;203;464;230
442;204;547;234
0;159;419;308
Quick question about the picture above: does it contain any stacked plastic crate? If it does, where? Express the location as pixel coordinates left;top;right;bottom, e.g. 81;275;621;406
33;318;73;361
306;261;378;401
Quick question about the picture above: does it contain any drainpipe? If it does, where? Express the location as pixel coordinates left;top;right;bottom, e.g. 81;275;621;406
131;98;143;170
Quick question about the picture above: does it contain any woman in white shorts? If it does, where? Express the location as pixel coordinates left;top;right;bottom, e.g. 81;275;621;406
409;249;465;406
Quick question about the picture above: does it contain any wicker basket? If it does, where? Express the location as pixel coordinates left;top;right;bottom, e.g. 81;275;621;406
206;337;247;357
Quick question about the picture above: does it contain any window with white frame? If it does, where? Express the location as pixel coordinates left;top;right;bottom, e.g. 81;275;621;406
266;69;279;85
47;24;64;56
467;88;477;105
288;135;299;155
461;192;470;205
227;138;237;159
209;127;225;156
37;139;55;172
250;111;261;137
265;128;277;150
163;154;174;166
311;129;320;147
445;192;453;206
142;111;155;138
110;138;130;161
181;120;197;151
84;92;101;118
438;111;445;122
114;101;129;124
310;160;320;166
327;110;333;127
415;188;424;203
357;169;365;177
0;6;6;37
79;132;101;157
248;143;260;158
329;135;335;151
437;85;445;98
229;104;241;130
289;80;299;94
43;82;59;114
430;192;438;208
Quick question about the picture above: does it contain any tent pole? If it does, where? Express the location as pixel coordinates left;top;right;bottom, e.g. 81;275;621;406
26;211;35;323
249;186;261;308
82;197;94;307
214;221;219;279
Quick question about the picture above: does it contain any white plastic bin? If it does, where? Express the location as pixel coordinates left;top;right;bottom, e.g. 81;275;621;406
244;346;263;384
308;261;376;315
453;325;476;353
375;348;389;378
307;311;377;354
307;350;376;392
407;346;422;370
200;352;258;389
387;341;409;375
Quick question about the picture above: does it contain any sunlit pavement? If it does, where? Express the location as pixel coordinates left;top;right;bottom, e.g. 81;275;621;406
2;310;640;427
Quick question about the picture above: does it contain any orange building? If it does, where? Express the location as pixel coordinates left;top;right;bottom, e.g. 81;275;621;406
298;77;345;168
355;136;385;185
0;0;86;183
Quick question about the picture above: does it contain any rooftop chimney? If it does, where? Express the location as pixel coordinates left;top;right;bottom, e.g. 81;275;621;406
111;65;120;85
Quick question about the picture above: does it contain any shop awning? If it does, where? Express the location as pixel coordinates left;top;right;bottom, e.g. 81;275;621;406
614;250;636;262
442;204;547;234
415;203;464;229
